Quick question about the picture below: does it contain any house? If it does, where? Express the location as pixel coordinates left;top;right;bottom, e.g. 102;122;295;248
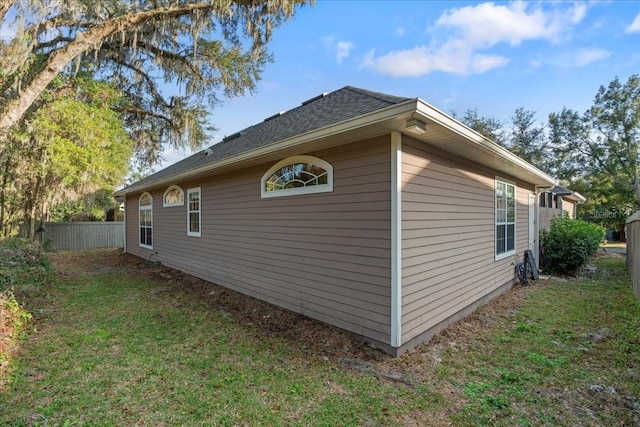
538;185;586;230
115;86;557;356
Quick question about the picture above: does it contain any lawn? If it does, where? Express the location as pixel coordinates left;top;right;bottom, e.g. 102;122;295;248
1;244;639;426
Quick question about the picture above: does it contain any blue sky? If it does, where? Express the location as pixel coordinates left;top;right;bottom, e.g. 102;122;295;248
165;1;639;168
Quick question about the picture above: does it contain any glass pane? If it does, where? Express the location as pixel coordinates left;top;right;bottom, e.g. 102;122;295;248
497;210;506;223
496;225;505;254
165;189;183;204
189;213;200;232
265;162;328;192
506;184;515;198
140;228;145;245
506;224;515;251
140;194;152;206
146;229;152;246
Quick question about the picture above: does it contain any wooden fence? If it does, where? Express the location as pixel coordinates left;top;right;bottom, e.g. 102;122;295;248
627;211;640;301
42;222;124;251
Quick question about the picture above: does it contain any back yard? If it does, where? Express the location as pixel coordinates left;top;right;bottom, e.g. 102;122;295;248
1;246;639;426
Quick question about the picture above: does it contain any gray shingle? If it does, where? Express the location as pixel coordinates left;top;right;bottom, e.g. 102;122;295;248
122;86;413;191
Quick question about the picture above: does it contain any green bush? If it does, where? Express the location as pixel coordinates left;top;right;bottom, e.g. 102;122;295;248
0;237;53;293
540;217;605;274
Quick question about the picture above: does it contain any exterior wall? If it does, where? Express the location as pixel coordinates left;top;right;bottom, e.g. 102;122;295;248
563;200;576;219
125;136;392;344
400;136;535;347
540;197;576;230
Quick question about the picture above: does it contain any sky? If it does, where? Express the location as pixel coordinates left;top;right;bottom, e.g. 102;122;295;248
69;2;640;169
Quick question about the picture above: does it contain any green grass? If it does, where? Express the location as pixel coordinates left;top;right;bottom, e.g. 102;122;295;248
445;255;640;426
0;262;436;426
1;248;639;426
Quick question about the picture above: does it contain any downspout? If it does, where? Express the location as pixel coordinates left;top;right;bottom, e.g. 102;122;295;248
390;132;402;349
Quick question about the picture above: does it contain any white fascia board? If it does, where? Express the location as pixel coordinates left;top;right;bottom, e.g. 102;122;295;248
116;99;419;197
414;99;558;187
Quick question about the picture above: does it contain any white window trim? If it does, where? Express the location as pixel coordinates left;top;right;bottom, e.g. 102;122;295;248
163;185;184;207
260;155;333;199
139;192;153;249
495;177;516;261
187;187;201;237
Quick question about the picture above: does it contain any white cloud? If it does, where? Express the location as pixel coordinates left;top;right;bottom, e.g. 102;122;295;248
323;36;355;64
574;48;611;66
335;40;355;63
362;1;588;77
361;43;509;77
627;13;640;33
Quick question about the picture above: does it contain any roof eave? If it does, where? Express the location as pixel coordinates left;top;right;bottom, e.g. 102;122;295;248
115;99;419;197
412;99;557;187
116;96;557;197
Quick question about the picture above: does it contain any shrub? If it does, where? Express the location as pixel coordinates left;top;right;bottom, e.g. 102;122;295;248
540;217;605;274
0;237;53;293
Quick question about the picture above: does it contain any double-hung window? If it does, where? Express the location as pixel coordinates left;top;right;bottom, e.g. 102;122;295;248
187;187;201;237
139;192;153;248
495;179;516;259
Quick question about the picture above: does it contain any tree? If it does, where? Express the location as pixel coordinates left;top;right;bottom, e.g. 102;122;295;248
505;107;549;170
5;76;134;237
453;108;506;146
1;0;311;166
549;75;640;206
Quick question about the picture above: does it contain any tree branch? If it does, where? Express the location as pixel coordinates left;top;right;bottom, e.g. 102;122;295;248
104;56;171;109
0;0;13;22
0;2;218;133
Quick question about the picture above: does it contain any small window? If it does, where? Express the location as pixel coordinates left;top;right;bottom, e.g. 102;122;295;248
495;179;516;260
187;187;201;237
539;193;546;207
261;155;333;198
139;192;153;249
163;185;184;207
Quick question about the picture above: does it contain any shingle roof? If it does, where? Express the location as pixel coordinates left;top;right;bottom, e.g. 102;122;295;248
122;86;412;192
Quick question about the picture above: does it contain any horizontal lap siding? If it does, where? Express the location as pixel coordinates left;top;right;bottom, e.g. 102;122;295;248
400;137;534;344
125;136;392;344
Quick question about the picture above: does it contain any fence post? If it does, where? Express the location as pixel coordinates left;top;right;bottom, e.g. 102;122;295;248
626;211;640;301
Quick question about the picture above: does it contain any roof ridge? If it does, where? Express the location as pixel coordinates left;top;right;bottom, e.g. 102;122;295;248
342;85;413;104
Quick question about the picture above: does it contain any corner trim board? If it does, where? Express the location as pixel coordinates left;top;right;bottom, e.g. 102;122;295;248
391;132;402;348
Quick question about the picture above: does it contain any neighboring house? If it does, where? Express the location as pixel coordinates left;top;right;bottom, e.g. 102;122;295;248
538;185;586;231
115;86;557;356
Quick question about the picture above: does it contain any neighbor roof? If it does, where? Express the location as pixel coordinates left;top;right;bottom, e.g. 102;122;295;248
552;185;586;203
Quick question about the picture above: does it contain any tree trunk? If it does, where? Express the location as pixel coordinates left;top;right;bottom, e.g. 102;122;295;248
0;3;216;133
0;156;10;237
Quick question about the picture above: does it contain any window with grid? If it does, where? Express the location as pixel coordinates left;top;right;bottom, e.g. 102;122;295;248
187;187;201;237
139;192;153;248
495;180;516;259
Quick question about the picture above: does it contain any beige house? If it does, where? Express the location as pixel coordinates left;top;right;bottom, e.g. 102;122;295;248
115;86;557;355
538;185;586;230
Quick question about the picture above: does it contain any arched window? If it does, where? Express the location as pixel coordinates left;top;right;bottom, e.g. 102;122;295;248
139;192;153;248
163;185;184;207
261;155;333;198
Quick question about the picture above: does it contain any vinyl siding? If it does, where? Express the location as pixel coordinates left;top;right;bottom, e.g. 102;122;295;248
400;136;534;344
125;136;392;343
